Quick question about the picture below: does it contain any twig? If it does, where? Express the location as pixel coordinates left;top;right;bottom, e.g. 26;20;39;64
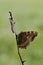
17;45;25;65
9;11;25;65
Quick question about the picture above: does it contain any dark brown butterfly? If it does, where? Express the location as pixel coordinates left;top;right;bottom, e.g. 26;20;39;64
16;31;38;49
9;11;38;49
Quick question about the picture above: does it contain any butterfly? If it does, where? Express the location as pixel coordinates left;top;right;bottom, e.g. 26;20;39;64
9;11;38;49
16;31;38;49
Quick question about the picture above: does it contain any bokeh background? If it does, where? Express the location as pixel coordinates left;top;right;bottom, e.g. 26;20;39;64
0;0;43;65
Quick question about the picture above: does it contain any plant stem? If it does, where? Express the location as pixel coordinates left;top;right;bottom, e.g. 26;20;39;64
17;46;25;65
9;11;25;65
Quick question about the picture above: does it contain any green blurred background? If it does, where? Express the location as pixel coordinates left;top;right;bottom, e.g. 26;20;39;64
0;0;43;65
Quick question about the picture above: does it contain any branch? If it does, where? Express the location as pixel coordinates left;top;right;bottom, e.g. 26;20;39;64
17;46;25;65
9;11;25;65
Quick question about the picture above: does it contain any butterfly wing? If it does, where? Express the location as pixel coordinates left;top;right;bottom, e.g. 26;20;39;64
17;32;30;48
17;31;38;49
